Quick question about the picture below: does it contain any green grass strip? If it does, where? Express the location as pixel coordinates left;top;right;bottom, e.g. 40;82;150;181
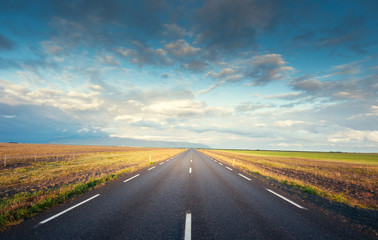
0;172;121;229
220;149;378;165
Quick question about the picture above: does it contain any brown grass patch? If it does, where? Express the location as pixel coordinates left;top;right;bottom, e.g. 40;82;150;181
0;143;184;229
199;149;377;210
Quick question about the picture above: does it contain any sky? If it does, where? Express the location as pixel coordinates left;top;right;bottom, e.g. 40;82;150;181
0;0;377;152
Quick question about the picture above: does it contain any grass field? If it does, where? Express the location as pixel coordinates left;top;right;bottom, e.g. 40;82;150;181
222;150;378;165
199;149;378;210
0;143;184;229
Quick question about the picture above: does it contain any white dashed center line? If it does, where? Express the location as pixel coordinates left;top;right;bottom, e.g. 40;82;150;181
159;162;165;165
148;166;155;171
226;167;233;171
184;212;192;240
218;162;223;165
189;167;192;174
124;174;140;182
238;173;251;181
39;194;100;225
266;189;307;210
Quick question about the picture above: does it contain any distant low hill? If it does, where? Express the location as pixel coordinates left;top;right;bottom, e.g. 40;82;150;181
49;136;209;148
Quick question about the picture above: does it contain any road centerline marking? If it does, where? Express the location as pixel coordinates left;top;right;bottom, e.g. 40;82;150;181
39;194;100;225
189;167;192;174
184;212;192;240
218;162;223;165
159;162;165;165
226;166;233;171
238;173;252;181
124;174;140;182
266;189;307;209
148;166;155;171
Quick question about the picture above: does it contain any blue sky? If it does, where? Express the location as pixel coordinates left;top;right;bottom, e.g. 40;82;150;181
1;0;377;152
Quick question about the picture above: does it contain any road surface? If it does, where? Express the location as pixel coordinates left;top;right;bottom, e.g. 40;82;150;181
1;149;373;239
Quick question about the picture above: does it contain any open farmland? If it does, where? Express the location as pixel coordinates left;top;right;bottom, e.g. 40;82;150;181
199;149;378;210
0;143;184;228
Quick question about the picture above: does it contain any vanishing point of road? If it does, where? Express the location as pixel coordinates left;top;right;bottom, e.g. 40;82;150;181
1;149;373;239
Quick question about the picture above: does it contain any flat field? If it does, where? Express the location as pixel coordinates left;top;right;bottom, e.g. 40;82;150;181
0;143;184;229
199;149;378;210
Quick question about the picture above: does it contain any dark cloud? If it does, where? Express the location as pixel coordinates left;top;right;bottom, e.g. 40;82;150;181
161;73;174;79
316;14;367;48
194;0;281;51
247;54;294;86
290;64;378;102
288;2;377;54
200;54;294;93
290;76;323;92
0;33;14;50
48;0;170;47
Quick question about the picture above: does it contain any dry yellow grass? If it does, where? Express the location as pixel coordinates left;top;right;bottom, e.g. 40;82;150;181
0;143;185;229
199;149;378;210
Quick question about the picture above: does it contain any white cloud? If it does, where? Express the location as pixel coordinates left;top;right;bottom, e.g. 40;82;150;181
164;39;200;57
332;91;365;100
97;54;120;66
205;68;243;82
323;60;362;77
42;41;64;55
163;24;191;38
273;120;311;127
198;81;225;94
265;92;302;99
143;99;230;118
116;41;171;67
273;143;303;148
328;129;378;143
0;80;104;111
291;78;323;91
367;105;378;116
2;115;16;119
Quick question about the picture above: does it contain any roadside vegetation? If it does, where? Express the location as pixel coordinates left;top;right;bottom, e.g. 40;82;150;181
199;149;377;210
0;143;184;229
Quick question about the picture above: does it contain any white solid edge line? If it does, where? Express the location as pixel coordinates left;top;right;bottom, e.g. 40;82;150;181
184;213;192;240
159;162;165;165
226;167;233;171
266;189;307;210
124;174;140;182
40;194;100;225
189;167;192;173
238;173;251;181
148;166;156;171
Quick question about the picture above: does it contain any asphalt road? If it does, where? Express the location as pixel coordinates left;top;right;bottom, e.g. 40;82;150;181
1;149;373;239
